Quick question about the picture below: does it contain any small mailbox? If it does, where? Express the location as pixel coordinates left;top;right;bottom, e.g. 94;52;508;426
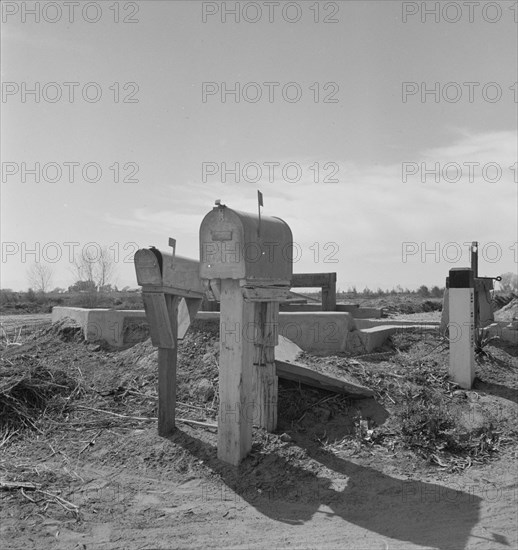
199;205;293;284
135;248;204;297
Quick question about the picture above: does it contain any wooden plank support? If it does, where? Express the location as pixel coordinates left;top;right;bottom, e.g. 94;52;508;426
142;292;174;348
138;284;204;299
157;294;180;436
322;273;337;311
252;302;279;432
218;279;255;465
242;286;291;302
178;297;203;339
291;273;336;288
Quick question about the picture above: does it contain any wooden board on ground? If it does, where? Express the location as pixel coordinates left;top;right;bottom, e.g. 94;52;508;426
274;335;373;398
275;360;374;398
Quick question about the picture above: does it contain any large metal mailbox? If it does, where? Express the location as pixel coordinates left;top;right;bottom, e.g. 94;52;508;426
135;247;204;297
199;205;293;285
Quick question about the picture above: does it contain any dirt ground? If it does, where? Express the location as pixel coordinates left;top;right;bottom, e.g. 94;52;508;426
0;306;517;550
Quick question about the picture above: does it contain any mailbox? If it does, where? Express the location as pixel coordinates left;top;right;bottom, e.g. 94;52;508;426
199;205;293;284
134;248;204;297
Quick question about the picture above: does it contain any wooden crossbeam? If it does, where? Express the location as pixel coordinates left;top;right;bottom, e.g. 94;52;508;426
291;273;336;288
290;273;337;311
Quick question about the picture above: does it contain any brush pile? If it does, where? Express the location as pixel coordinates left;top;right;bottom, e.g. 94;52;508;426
0;319;86;435
0;358;85;433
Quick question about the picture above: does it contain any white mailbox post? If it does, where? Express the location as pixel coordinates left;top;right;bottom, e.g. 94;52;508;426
448;268;475;389
200;203;293;465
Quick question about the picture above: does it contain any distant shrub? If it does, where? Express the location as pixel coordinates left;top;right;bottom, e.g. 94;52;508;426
422;300;442;312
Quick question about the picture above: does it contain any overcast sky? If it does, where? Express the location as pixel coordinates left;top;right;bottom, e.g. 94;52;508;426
1;0;517;291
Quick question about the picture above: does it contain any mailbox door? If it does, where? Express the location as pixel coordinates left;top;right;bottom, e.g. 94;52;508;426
200;208;246;280
134;248;162;286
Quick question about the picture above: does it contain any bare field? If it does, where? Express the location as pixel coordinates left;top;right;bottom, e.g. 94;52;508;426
0;306;517;550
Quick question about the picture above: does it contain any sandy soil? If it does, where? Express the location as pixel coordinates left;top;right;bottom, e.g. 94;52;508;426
1;313;517;550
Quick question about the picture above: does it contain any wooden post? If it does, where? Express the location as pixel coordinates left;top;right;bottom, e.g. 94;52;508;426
470;242;478;278
471;242;479;329
322;273;337;311
157;294;180;436
252;301;279;432
218;279;255;465
448;268;475;389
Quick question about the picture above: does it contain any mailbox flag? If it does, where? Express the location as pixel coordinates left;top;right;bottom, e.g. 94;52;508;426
257;190;263;207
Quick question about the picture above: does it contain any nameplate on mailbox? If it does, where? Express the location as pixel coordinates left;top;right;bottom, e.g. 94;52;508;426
211;230;232;241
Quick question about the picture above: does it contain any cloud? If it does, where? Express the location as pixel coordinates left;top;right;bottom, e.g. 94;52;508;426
105;130;516;288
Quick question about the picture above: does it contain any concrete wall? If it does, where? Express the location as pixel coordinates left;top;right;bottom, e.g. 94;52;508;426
194;311;358;353
52;307;358;352
279;303;383;318
52;307;148;348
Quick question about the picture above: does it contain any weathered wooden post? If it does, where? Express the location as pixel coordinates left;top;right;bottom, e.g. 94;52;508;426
134;244;205;436
200;203;293;465
448;267;475;389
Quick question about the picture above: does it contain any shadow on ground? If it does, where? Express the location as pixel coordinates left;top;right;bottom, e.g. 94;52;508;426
169;430;494;550
473;379;518;405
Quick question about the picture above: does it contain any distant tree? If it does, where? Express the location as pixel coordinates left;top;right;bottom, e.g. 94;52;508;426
499;272;518;293
71;245;116;290
0;289;19;305
26;288;37;302
430;285;443;298
27;262;53;293
99;284;114;293
68;280;97;293
417;285;430;298
51;287;66;294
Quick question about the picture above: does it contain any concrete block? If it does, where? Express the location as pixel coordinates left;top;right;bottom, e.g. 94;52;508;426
357;326;399;353
279;304;323;312
346;307;383;319
277;312;357;353
53;307;148;347
355;324;440;354
355;319;439;329
275;335;303;363
485;322;518;345
199;311;358;353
